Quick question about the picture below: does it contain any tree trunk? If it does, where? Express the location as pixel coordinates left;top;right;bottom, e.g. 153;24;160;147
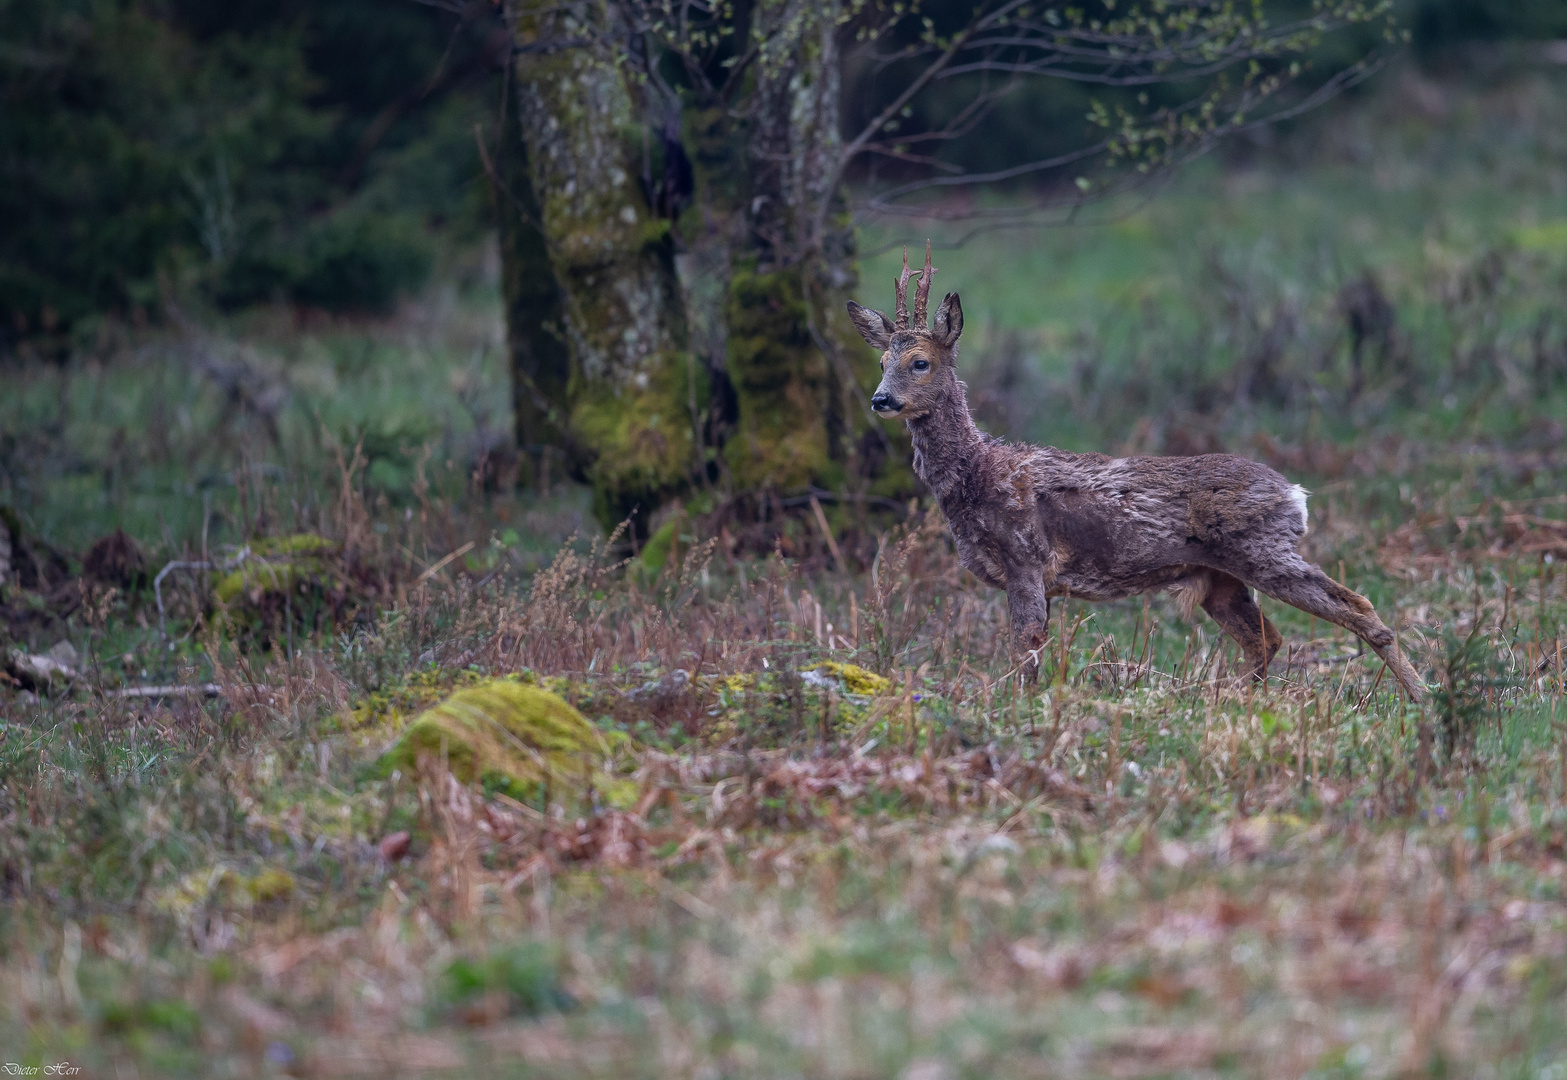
504;0;909;532
511;1;701;532
493;88;571;489
720;0;899;500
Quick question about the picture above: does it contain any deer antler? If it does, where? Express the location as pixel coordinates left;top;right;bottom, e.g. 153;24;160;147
912;239;935;328
893;246;913;330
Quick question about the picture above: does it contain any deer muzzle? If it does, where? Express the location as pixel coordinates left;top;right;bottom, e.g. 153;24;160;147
871;391;902;416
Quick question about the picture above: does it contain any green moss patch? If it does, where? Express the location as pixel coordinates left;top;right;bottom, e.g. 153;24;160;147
348;667;500;730
570;358;701;533
212;534;361;641
213;534;338;604
151;864;297;923
639;515;679;576
376;679;633;807
810;662;894;696
439;943;573;1018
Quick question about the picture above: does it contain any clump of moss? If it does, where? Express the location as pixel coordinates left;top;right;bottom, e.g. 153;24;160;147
636;497;721;580
349;667;514;730
213;534;362;642
213;534;337;603
152;865;297;923
812;661;893;696
638;513;682;578
714;672;757;695
376;679;633;807
245;867;297;902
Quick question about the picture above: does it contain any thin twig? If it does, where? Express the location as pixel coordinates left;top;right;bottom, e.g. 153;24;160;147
417;542;477;585
106;684;223;700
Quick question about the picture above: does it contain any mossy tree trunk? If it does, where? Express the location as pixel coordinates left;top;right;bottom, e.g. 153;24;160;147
718;0;896;500
493;89;572;488
672;103;749;487
511;0;702;532
504;0;910;531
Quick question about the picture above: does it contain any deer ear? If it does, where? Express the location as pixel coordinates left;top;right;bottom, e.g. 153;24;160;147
846;301;894;349
932;292;963;347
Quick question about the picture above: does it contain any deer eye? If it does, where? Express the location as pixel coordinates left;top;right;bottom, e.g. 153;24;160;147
911;358;930;372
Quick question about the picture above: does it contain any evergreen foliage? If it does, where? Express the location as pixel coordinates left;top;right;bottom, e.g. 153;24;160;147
0;0;503;339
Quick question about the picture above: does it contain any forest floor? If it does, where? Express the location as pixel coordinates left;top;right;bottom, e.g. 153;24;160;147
6;57;1567;1079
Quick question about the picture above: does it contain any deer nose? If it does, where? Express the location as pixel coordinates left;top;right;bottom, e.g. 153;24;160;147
871;392;900;414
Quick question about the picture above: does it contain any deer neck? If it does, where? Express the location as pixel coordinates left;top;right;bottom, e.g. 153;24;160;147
906;379;984;503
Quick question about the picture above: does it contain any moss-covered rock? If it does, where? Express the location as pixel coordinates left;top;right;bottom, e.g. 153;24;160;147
811;661;893;696
376;679;633;807
213;534;337;605
212;534;355;642
348;666;498;731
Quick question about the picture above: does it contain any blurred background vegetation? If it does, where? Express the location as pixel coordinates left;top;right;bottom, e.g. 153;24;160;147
2;0;1562;343
2;0;1567;556
0;0;508;338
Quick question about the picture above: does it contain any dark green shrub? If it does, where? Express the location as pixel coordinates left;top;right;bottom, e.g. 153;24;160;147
0;0;490;336
292;209;433;314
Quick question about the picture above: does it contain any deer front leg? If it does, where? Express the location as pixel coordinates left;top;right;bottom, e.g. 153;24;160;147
1006;567;1049;684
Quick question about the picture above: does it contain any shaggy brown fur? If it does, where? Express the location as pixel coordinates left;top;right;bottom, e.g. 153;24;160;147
848;246;1425;699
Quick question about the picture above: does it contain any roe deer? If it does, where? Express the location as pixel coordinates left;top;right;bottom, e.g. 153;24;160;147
847;244;1425;700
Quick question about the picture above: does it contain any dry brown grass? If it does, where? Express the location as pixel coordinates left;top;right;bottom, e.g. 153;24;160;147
4;464;1567;1077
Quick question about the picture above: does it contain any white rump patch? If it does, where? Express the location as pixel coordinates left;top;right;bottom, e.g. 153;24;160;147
1288;484;1309;532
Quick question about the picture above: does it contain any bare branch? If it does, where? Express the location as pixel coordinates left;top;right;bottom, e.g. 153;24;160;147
858;47;1393;234
864;142;1106;212
838;0;1033;182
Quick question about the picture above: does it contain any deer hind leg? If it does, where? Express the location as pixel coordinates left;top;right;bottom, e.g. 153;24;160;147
1198;571;1282;683
1246;558;1426;701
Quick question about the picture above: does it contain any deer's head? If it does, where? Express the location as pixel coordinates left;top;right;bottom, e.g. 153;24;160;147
847;241;964;421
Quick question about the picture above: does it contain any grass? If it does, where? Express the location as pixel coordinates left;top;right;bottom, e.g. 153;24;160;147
863;60;1567;457
7;511;1567;1078
865;61;1567;334
5;57;1567;1079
